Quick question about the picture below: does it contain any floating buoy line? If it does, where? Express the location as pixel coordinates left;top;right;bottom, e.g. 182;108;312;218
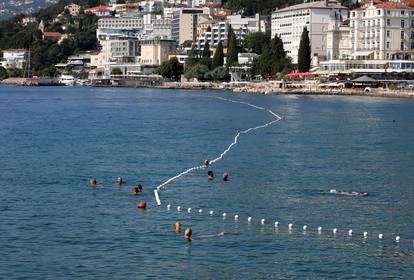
153;96;282;205
160;202;413;248
149;95;413;248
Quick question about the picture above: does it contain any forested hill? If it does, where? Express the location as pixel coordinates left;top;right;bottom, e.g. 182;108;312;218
0;0;104;76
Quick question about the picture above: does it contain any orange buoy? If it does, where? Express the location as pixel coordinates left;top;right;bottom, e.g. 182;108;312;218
137;201;147;209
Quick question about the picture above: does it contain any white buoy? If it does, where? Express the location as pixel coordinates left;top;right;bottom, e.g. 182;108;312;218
209;210;214;215
275;221;279;227
303;225;307;231
288;223;293;230
187;208;191;213
222;213;227;218
248;217;252;223
363;232;368;238
177;206;181;212
167;204;171;210
234;214;239;220
198;209;203;213
348;229;353;236
396;236;400;242
379;233;383;239
318;226;322;233
261;219;265;225
333;228;338;234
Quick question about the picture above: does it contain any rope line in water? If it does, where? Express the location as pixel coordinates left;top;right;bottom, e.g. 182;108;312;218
163;203;414;247
154;97;282;202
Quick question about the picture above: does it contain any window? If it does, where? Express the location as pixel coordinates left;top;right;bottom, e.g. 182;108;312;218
387;10;391;15
387;19;390;26
401;20;405;28
387;30;390;37
401;31;405;39
412;42;414;49
411;20;414;27
386;41;390;48
412;31;414;39
352;12;355;17
363;12;366;16
400;42;404;50
401;10;405;15
377;10;381;15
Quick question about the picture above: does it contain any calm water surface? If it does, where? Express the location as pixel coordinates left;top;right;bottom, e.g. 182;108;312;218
0;85;413;279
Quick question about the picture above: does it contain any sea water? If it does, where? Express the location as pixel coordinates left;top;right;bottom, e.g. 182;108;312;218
0;85;413;279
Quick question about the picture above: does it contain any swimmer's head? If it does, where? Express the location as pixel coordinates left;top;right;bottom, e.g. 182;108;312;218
184;227;192;240
90;179;97;186
204;159;209;166
222;172;229;181
175;222;181;233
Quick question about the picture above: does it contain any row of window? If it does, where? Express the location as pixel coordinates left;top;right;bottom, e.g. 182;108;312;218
272;12;310;20
352;10;414;17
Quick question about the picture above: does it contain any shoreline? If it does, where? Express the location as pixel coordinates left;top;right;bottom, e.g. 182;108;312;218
2;79;414;99
158;81;414;99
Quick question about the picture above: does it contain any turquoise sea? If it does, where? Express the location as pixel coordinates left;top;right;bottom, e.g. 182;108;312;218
0;85;413;279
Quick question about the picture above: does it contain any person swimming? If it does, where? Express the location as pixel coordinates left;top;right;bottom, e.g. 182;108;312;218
330;189;368;196
132;184;143;195
90;179;97;187
184;227;192;241
204;159;209;167
116;176;124;185
175;222;181;233
208;170;214;181
222;172;229;181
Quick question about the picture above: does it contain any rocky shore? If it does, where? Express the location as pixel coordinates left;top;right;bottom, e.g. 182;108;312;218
160;81;414;99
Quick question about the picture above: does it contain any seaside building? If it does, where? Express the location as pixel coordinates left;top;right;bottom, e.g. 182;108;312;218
271;0;349;64
139;38;177;65
142;14;172;40
195;21;227;49
97;15;144;40
0;49;29;69
91;35;139;75
227;14;265;40
172;8;210;45
349;0;414;60
326;18;352;60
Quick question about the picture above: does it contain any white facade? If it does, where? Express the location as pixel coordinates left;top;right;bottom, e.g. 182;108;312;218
97;16;144;39
1;49;29;69
91;35;139;75
172;8;209;44
227;14;263;40
139;39;176;65
349;1;414;60
326;19;352;60
271;0;348;63
196;21;227;49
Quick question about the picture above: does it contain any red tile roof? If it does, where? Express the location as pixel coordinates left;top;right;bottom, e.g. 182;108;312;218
43;32;63;39
376;1;414;9
85;5;111;13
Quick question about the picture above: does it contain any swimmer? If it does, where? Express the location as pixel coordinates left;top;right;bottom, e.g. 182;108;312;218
132;184;143;195
236;129;241;135
330;189;368;196
175;222;181;233
208;170;214;181
90;179;97;187
184;227;192;241
204;159;209;167
116;176;124;185
222;172;229;181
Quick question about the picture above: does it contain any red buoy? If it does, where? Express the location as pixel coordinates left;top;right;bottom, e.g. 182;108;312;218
137;201;147;209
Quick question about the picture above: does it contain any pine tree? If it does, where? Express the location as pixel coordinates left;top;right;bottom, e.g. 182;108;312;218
201;42;211;69
297;27;311;72
212;41;224;69
186;45;199;68
226;25;238;66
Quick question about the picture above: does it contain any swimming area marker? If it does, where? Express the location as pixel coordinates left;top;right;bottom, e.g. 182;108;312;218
154;96;282;205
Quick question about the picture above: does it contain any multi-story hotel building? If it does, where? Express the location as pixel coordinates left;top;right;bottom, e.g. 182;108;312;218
271;0;348;63
350;0;414;60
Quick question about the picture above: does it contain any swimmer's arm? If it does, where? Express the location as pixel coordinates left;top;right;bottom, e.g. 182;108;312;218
195;232;225;239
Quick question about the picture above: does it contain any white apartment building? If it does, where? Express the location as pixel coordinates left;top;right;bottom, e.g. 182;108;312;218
271;0;348;63
1;49;29;69
349;0;414;60
97;16;144;39
326;18;352;60
196;21;227;49
227;14;264;40
91;35;139;75
142;14;172;39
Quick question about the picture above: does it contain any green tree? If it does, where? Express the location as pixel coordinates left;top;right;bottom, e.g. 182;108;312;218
201;42;211;69
158;57;183;81
111;68;123;75
243;31;271;55
251;35;291;77
297;27;311;72
226;25;238;66
186;45;200;68
0;66;8;80
205;66;230;82
211;41;224;69
184;63;209;81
